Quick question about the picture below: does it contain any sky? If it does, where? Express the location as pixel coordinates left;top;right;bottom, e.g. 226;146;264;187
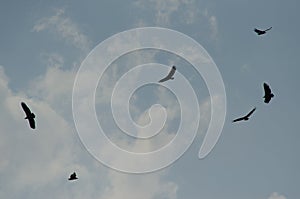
0;0;299;199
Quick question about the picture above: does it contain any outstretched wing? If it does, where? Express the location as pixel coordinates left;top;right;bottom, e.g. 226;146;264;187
159;66;176;82
265;27;272;31
263;83;272;95
28;118;35;129
21;102;32;116
158;77;169;83
232;117;245;123
245;107;256;118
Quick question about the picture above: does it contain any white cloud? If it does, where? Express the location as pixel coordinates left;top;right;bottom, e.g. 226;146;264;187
203;9;218;40
32;8;91;52
0;66;88;199
27;54;76;119
0;51;180;199
100;170;178;199
268;192;287;199
133;0;219;40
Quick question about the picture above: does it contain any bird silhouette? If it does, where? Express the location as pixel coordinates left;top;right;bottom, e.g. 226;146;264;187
21;102;35;129
263;82;274;103
68;172;78;181
159;66;176;83
254;27;272;35
232;107;256;123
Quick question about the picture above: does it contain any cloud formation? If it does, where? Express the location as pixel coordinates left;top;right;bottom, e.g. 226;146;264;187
32;9;91;52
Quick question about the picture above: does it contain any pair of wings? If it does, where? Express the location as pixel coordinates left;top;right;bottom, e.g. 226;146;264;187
21;102;35;129
159;66;176;83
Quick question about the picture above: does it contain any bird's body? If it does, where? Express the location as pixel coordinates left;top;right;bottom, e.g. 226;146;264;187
263;82;274;103
233;107;256;123
159;66;176;83
21;102;36;129
254;27;272;35
68;172;78;181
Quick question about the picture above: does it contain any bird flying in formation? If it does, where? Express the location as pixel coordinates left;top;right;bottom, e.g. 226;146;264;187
21;102;35;129
159;66;176;83
254;27;272;35
233;107;256;123
263;82;274;103
68;172;78;181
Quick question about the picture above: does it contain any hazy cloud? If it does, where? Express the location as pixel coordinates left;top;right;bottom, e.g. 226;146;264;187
32;8;91;52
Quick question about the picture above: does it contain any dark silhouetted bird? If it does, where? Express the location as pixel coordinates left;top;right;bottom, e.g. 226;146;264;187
68;172;78;181
263;82;274;103
21;102;35;129
233;107;256;123
159;66;176;83
254;27;272;35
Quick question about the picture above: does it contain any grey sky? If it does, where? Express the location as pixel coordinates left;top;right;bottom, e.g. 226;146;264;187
0;0;299;199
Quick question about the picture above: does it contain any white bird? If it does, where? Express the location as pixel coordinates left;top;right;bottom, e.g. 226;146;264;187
159;66;176;83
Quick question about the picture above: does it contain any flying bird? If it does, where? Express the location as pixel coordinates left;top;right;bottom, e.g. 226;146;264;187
254;27;272;35
68;172;78;181
263;82;274;103
21;102;35;129
159;66;176;83
232;107;256;123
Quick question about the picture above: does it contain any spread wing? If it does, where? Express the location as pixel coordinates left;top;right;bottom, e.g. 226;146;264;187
245;107;256;118
263;83;272;95
28;118;35;129
21;102;32;116
232;117;245;123
158;77;169;83
265;27;272;31
159;66;176;82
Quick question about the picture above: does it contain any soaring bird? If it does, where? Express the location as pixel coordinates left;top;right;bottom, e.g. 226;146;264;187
68;172;78;181
21;102;35;129
232;107;256;123
159;66;176;83
254;27;272;35
263;82;274;103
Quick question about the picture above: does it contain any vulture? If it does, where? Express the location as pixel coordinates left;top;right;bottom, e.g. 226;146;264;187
233;107;256;123
21;102;35;129
254;27;272;35
263;82;274;103
159;66;176;83
68;172;78;181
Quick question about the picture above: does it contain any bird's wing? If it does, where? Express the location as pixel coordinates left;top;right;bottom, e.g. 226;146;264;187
21;102;31;115
232;117;244;123
158;76;169;83
263;83;272;95
28;118;35;129
264;97;271;103
265;27;272;31
246;107;256;118
167;66;176;78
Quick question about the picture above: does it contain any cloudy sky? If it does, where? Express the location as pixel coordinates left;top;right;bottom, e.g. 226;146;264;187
0;0;299;199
